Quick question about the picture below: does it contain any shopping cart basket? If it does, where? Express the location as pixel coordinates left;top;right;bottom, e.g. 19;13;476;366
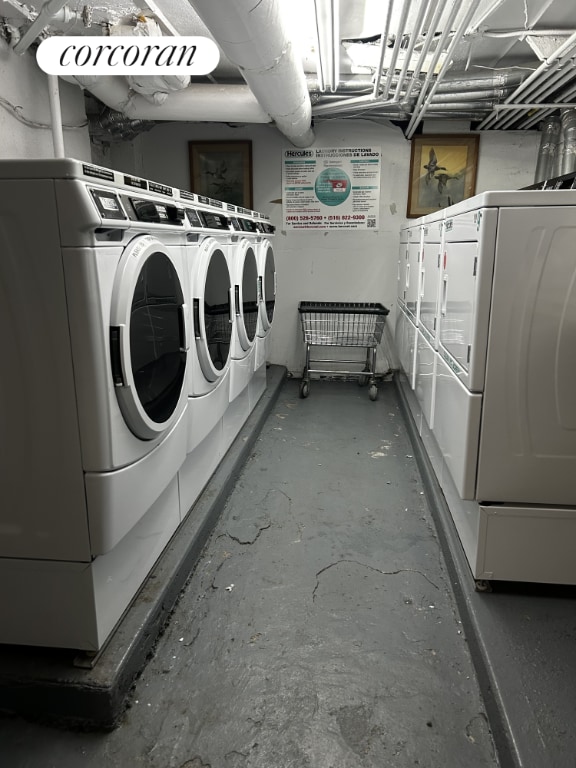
298;301;389;400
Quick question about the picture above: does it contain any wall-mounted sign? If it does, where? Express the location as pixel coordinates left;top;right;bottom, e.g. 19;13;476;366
282;147;381;230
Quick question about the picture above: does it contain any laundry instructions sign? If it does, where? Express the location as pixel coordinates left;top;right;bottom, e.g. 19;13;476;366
282;147;381;230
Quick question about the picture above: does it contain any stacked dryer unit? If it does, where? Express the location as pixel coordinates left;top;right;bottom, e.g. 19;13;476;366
396;190;576;587
0;159;191;650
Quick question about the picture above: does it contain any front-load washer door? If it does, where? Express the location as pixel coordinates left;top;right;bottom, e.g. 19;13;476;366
194;241;233;381
259;242;276;332
110;235;189;439
235;244;259;351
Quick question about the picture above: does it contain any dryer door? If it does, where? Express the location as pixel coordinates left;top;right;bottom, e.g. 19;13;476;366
110;235;188;439
235;243;258;351
194;240;233;381
259;241;276;332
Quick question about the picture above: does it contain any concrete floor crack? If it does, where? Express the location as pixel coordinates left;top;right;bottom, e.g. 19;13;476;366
312;559;440;601
226;521;271;545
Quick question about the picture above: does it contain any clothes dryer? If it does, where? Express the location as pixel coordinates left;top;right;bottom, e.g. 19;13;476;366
219;212;262;450
177;202;235;517
254;218;276;369
0;159;190;650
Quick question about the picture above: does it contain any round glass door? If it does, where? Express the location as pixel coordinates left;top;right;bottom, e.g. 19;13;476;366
204;248;232;370
110;235;188;440
130;253;186;423
263;245;276;326
241;247;258;344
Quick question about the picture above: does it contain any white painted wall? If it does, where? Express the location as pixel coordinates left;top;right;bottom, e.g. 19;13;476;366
108;118;540;376
0;40;90;160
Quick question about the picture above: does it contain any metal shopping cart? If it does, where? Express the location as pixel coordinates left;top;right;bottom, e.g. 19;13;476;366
298;301;390;400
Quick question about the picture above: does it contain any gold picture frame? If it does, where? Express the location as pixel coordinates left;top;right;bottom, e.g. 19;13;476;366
407;134;479;218
188;140;253;208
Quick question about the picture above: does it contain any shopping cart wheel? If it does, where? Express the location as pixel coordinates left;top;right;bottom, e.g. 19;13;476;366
299;380;310;399
369;384;378;401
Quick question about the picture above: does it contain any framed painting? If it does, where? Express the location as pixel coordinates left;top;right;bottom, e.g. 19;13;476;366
407;134;479;218
188;140;253;208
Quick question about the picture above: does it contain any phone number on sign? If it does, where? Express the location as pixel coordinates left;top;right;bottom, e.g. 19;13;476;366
327;215;365;221
286;215;323;222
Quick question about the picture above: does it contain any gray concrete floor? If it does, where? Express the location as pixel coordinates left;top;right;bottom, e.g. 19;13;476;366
0;378;499;767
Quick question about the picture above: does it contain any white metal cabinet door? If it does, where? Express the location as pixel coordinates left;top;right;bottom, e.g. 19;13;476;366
438;240;477;374
394;304;417;388
414;330;436;429
405;239;421;323
438;208;498;391
397;229;409;307
419;237;442;342
444;209;482;242
434;353;482;500
477;205;576;505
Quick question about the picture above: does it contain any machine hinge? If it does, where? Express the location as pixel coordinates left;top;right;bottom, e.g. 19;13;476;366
467;344;471;364
473;256;478;276
433;317;437;331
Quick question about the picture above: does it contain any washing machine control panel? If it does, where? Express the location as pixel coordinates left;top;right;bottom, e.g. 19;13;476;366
198;211;231;231
236;217;259;233
184;207;204;228
89;189;127;221
122;196;185;226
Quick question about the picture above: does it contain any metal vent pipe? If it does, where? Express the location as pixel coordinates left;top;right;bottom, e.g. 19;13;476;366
534;116;562;182
561;109;576;175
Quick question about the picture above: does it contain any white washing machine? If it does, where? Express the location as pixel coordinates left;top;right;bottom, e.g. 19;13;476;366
177;198;235;517
0;159;191;650
223;213;261;449
253;216;276;403
254;217;276;368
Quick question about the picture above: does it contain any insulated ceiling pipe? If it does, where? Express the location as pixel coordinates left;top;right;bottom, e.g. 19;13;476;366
64;75;272;123
186;0;314;147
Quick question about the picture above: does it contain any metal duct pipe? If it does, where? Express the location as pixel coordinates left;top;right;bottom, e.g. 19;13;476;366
187;0;314;147
435;70;528;92
307;77;375;94
424;111;490;119
561;109;576;175
421;102;497;112
430;89;509;103
65;75;273;123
